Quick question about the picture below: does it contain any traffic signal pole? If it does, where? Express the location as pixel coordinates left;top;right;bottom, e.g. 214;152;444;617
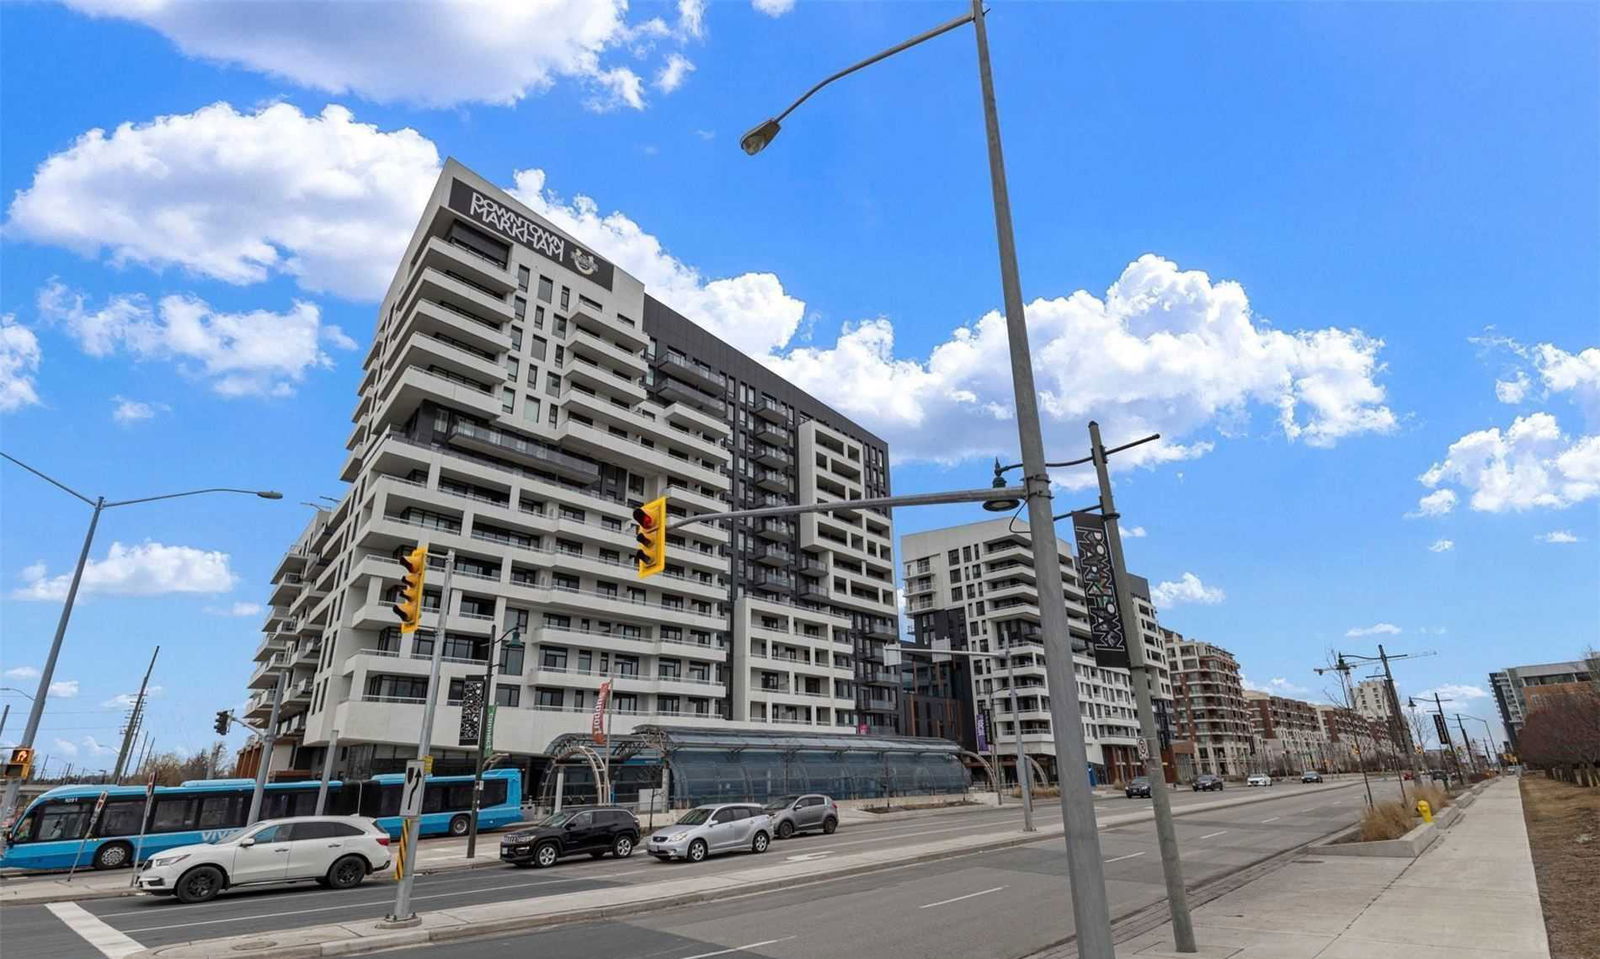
246;671;286;824
386;549;453;925
1087;422;1195;953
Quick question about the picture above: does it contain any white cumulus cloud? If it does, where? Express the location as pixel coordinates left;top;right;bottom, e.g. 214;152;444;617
1409;488;1458;518
509;168;807;357
753;0;797;15
1346;623;1402;637
1123;526;1148;538
111;396;169;424
1151;572;1225;607
1420;683;1489;702
53;738;79;757
14;541;236;601
81;736;116;757
1242;675;1309;696
40;281;354;397
1418;412;1599;513
1428;538;1455;553
205;601;264;617
765;255;1396;468
0;314;42;412
6;103;442;300
4;666;41;680
1538;530;1581;544
49;680;79;698
101;685;165;709
655;53;695;93
60;0;677;110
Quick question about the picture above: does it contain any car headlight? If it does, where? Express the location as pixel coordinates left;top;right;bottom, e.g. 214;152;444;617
150;854;188;868
666;832;690;842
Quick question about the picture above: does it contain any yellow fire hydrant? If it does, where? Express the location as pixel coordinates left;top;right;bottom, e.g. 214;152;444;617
1416;799;1433;823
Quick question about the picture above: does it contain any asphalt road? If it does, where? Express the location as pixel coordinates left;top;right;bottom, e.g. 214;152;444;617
7;779;1371;958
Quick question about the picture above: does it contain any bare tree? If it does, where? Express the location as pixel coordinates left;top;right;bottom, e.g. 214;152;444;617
1518;686;1600;787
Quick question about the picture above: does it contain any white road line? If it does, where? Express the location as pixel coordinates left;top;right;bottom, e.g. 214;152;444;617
1198;830;1229;840
46;902;145;959
1103;852;1146;863
1261;817;1280;823
679;936;797;959
919;885;1008;909
117;875;588;934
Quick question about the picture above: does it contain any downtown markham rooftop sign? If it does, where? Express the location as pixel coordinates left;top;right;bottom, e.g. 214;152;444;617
448;179;615;291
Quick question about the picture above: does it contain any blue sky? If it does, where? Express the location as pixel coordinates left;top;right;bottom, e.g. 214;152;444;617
2;1;1595;770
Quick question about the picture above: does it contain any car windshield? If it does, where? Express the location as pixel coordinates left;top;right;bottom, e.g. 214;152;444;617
1131;778;1150;785
764;796;800;811
675;807;713;826
535;812;577;828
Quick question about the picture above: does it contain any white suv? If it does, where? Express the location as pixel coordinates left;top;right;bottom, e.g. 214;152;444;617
137;816;391;903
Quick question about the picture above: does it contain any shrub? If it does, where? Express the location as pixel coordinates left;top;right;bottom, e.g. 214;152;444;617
1358;800;1416;841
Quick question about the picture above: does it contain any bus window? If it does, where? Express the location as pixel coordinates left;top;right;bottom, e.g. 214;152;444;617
150;796;197;833
20;803;91;843
360;784;401;818
196;794;245;830
446;784;473;810
97;800;146;837
422;784;447;814
326;784;359;816
483;779;508;807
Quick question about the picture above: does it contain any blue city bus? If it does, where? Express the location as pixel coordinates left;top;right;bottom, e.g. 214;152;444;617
0;768;523;871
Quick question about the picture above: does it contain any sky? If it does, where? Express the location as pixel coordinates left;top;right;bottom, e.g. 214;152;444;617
1;0;1595;772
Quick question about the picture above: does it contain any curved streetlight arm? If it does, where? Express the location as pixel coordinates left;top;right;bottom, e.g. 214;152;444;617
777;11;974;124
1;452;94;506
107;487;283;508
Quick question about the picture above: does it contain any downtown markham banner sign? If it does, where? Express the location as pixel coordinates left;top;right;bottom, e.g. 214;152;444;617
447;180;616;291
1071;512;1131;669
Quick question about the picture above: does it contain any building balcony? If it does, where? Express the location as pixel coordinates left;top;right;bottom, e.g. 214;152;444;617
650;376;726;417
755;517;792;541
755;469;792;493
754;396;787;423
446;420;601;484
654;353;724;394
756;544;795;567
564;356;647;405
754;569;797;591
569;327;645;374
753;422;789;446
417;235;515;297
797;556;827;578
752;445;792;469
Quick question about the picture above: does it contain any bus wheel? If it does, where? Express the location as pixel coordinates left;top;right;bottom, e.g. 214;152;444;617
93;841;134;870
448;814;470;837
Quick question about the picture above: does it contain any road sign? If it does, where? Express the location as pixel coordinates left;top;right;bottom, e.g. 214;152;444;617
400;760;427;817
1136;737;1150;761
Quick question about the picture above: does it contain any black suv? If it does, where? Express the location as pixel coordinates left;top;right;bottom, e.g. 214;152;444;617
500;807;640;868
1192;774;1224;792
1125;777;1152;798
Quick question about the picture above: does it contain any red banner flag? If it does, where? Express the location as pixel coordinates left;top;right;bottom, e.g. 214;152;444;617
592;680;612;745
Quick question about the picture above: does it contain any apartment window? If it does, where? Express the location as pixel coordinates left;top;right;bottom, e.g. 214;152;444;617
537;276;553;303
541;648;568;670
517;265;530;290
578;295;602;313
536;688;564;708
534;305;546;330
547;404;559;426
495;686;521;707
526;366;538;389
501;388;515;414
513;296;527;320
529;335;547;361
947;549;959;565
658;695;680;715
613;693;637;712
504;356;519;380
553;345;564;368
559;287;570;310
522;397;540;423
555;316;568;337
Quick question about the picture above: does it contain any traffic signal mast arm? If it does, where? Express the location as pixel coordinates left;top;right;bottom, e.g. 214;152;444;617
662;483;1028;532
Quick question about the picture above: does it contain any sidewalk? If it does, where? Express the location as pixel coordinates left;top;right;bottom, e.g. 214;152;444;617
1114;777;1550;959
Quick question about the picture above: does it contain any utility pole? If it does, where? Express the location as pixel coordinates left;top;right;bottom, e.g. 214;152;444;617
1377;645;1416;798
315;729;340;815
1454;715;1479;775
1314;655;1374;808
112;646;160;783
1087;421;1195;953
386;550;454;925
0;703;9;743
247;670;286;823
1430;692;1463;782
468;626;521;858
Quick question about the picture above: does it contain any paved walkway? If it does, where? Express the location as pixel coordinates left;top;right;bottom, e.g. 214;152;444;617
1119;777;1550;959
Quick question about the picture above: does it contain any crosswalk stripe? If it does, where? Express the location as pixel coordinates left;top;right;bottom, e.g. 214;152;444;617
46;902;144;958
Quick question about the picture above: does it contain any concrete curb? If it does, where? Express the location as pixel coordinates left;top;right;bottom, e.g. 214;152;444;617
1311;777;1494;859
127;779;1371;959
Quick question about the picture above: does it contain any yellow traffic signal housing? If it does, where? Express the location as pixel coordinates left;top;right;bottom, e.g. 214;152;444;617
392;544;429;633
632;497;667;578
3;746;35;780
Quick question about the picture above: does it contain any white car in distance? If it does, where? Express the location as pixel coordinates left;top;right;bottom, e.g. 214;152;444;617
137;816;392;903
1246;773;1273;787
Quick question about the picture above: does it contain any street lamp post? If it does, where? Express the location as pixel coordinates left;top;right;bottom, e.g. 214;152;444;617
741;7;1118;954
0;452;281;827
466;625;523;859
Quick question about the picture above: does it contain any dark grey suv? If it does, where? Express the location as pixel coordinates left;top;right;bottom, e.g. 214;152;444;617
762;794;839;839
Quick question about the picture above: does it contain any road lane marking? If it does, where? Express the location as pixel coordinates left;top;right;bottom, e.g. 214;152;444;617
1261;817;1280;823
920;885;1007;909
1198;830;1229;840
679;936;797;959
116;875;591;934
1104;852;1146;863
786;851;835;862
46;902;145;959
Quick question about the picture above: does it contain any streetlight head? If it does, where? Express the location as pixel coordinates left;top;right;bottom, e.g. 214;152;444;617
741;118;781;156
982;474;1022;512
256;491;284;500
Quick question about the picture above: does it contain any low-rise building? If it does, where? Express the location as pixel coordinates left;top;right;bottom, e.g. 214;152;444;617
1245;691;1329;775
1164;630;1256;780
1491;659;1596;749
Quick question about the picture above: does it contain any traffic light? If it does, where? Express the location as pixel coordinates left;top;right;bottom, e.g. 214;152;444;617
2;746;35;780
392;544;429;633
214;710;231;736
632;496;668;578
